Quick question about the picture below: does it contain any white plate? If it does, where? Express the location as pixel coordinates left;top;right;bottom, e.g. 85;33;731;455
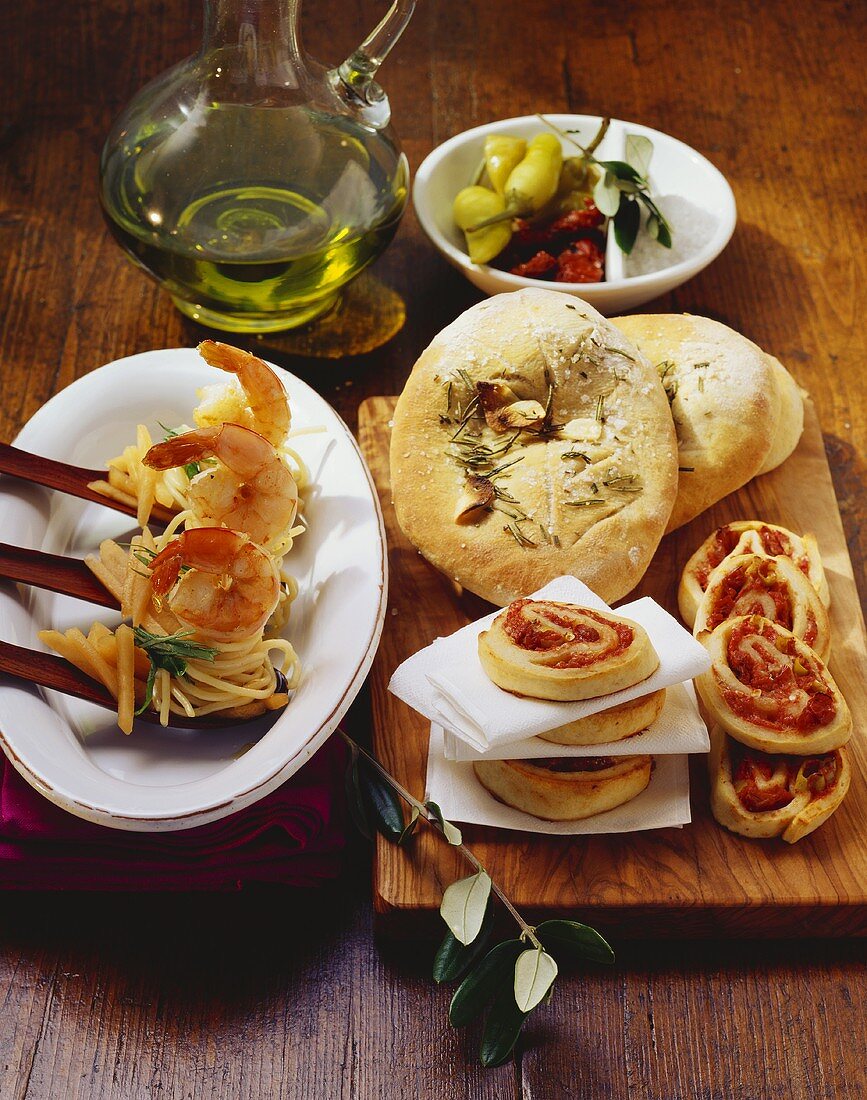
412;114;737;314
0;349;387;831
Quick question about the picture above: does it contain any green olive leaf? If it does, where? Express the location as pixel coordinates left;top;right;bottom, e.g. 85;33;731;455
625;133;654;178
425;800;462;846
433;901;494;983
514;947;558;1012
638;193;673;248
613;198;641;254
397;805;420;847
449;939;524;1027
597;158;645;184
344;749;372;840
655;218;673;248
357;757;405;843
479;993;529;1068
593;171;621;217
440;870;492;945
535;919;615;965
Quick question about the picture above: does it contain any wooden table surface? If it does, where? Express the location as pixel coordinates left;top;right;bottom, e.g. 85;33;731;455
1;1;865;1097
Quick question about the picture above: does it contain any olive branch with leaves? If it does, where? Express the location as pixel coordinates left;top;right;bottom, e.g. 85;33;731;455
537;115;673;255
340;730;614;1068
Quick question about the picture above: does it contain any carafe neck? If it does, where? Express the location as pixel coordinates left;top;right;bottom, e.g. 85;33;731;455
201;0;304;88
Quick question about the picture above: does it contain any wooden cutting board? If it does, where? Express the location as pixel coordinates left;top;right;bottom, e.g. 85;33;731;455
359;396;867;937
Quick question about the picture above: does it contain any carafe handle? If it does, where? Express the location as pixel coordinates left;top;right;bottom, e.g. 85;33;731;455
331;0;415;126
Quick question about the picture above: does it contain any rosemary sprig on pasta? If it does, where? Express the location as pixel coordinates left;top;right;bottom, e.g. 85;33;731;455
132;628;219;716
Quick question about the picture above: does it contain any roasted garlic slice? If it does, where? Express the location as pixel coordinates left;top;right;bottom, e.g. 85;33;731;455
475;380;546;432
454;474;495;523
562;417;604;443
492;399;547;431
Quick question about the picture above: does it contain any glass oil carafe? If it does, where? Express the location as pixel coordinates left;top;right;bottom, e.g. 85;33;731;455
99;0;414;333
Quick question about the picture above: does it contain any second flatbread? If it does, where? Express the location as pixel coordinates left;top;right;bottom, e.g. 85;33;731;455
613;314;780;532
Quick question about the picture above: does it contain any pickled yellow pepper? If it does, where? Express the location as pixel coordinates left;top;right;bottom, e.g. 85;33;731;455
483;135;527;194
453;186;513;264
504;133;563;215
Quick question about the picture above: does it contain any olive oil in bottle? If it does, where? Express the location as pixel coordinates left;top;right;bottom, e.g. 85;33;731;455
99;0;416;333
101;104;408;333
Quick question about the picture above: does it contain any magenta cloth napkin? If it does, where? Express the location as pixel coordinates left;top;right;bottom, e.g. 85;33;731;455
0;735;347;891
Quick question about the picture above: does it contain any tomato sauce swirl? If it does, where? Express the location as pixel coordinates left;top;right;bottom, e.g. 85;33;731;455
695;524;807;589
503;601;634;668
534;756;617;773
731;743;839;812
706;563;793;631
716;619;836;732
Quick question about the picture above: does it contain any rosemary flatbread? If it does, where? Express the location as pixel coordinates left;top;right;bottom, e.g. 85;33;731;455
613;314;781;532
390;289;678;606
756;353;805;475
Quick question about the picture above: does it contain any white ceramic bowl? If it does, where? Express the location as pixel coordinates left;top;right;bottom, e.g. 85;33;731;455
0;350;387;831
413;114;737;315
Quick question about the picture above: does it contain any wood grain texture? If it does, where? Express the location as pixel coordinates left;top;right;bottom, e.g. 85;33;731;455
363;395;867;936
1;0;865;1095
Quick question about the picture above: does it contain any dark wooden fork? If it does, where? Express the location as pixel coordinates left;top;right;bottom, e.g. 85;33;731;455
0;542;255;728
0;441;175;523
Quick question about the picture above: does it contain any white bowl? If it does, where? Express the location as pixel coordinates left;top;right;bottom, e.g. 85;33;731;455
0;350;387;831
413;114;737;315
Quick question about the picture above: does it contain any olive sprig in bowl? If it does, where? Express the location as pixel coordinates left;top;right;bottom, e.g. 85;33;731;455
454;117;671;270
412;113;737;315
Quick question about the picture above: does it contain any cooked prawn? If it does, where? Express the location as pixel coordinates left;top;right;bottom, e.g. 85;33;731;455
149;528;280;641
143;423;298;547
194;340;291;446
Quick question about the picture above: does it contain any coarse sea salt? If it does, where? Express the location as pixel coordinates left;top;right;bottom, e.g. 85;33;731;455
622;194;719;278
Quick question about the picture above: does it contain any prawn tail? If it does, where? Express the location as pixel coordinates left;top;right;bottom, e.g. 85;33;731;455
144;428;219;470
197;340;246;376
149;541;185;595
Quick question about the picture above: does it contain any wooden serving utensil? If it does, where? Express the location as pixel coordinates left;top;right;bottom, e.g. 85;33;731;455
0;441;175;523
0;543;118;607
0;639;233;727
0;543;279;728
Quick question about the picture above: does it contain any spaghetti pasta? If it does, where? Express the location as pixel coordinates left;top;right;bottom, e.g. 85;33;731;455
93;341;316;631
47;342;316;732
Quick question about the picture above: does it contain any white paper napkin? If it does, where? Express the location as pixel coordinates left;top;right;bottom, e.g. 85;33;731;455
388;576;710;752
426;725;692;835
442;681;709;761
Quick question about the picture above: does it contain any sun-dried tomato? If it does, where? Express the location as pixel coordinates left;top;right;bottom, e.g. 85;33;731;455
550;203;605;235
555;239;604;283
510;250;557;278
758;526;791;557
801;692;836;729
494;200;607;280
512;219;555;249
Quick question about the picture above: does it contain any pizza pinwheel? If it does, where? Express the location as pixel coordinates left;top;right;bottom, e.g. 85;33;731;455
709;726;850;843
473;754;653;821
695;615;851;754
694;553;830;660
478;599;659;701
679;521;828;629
538;689;666;745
